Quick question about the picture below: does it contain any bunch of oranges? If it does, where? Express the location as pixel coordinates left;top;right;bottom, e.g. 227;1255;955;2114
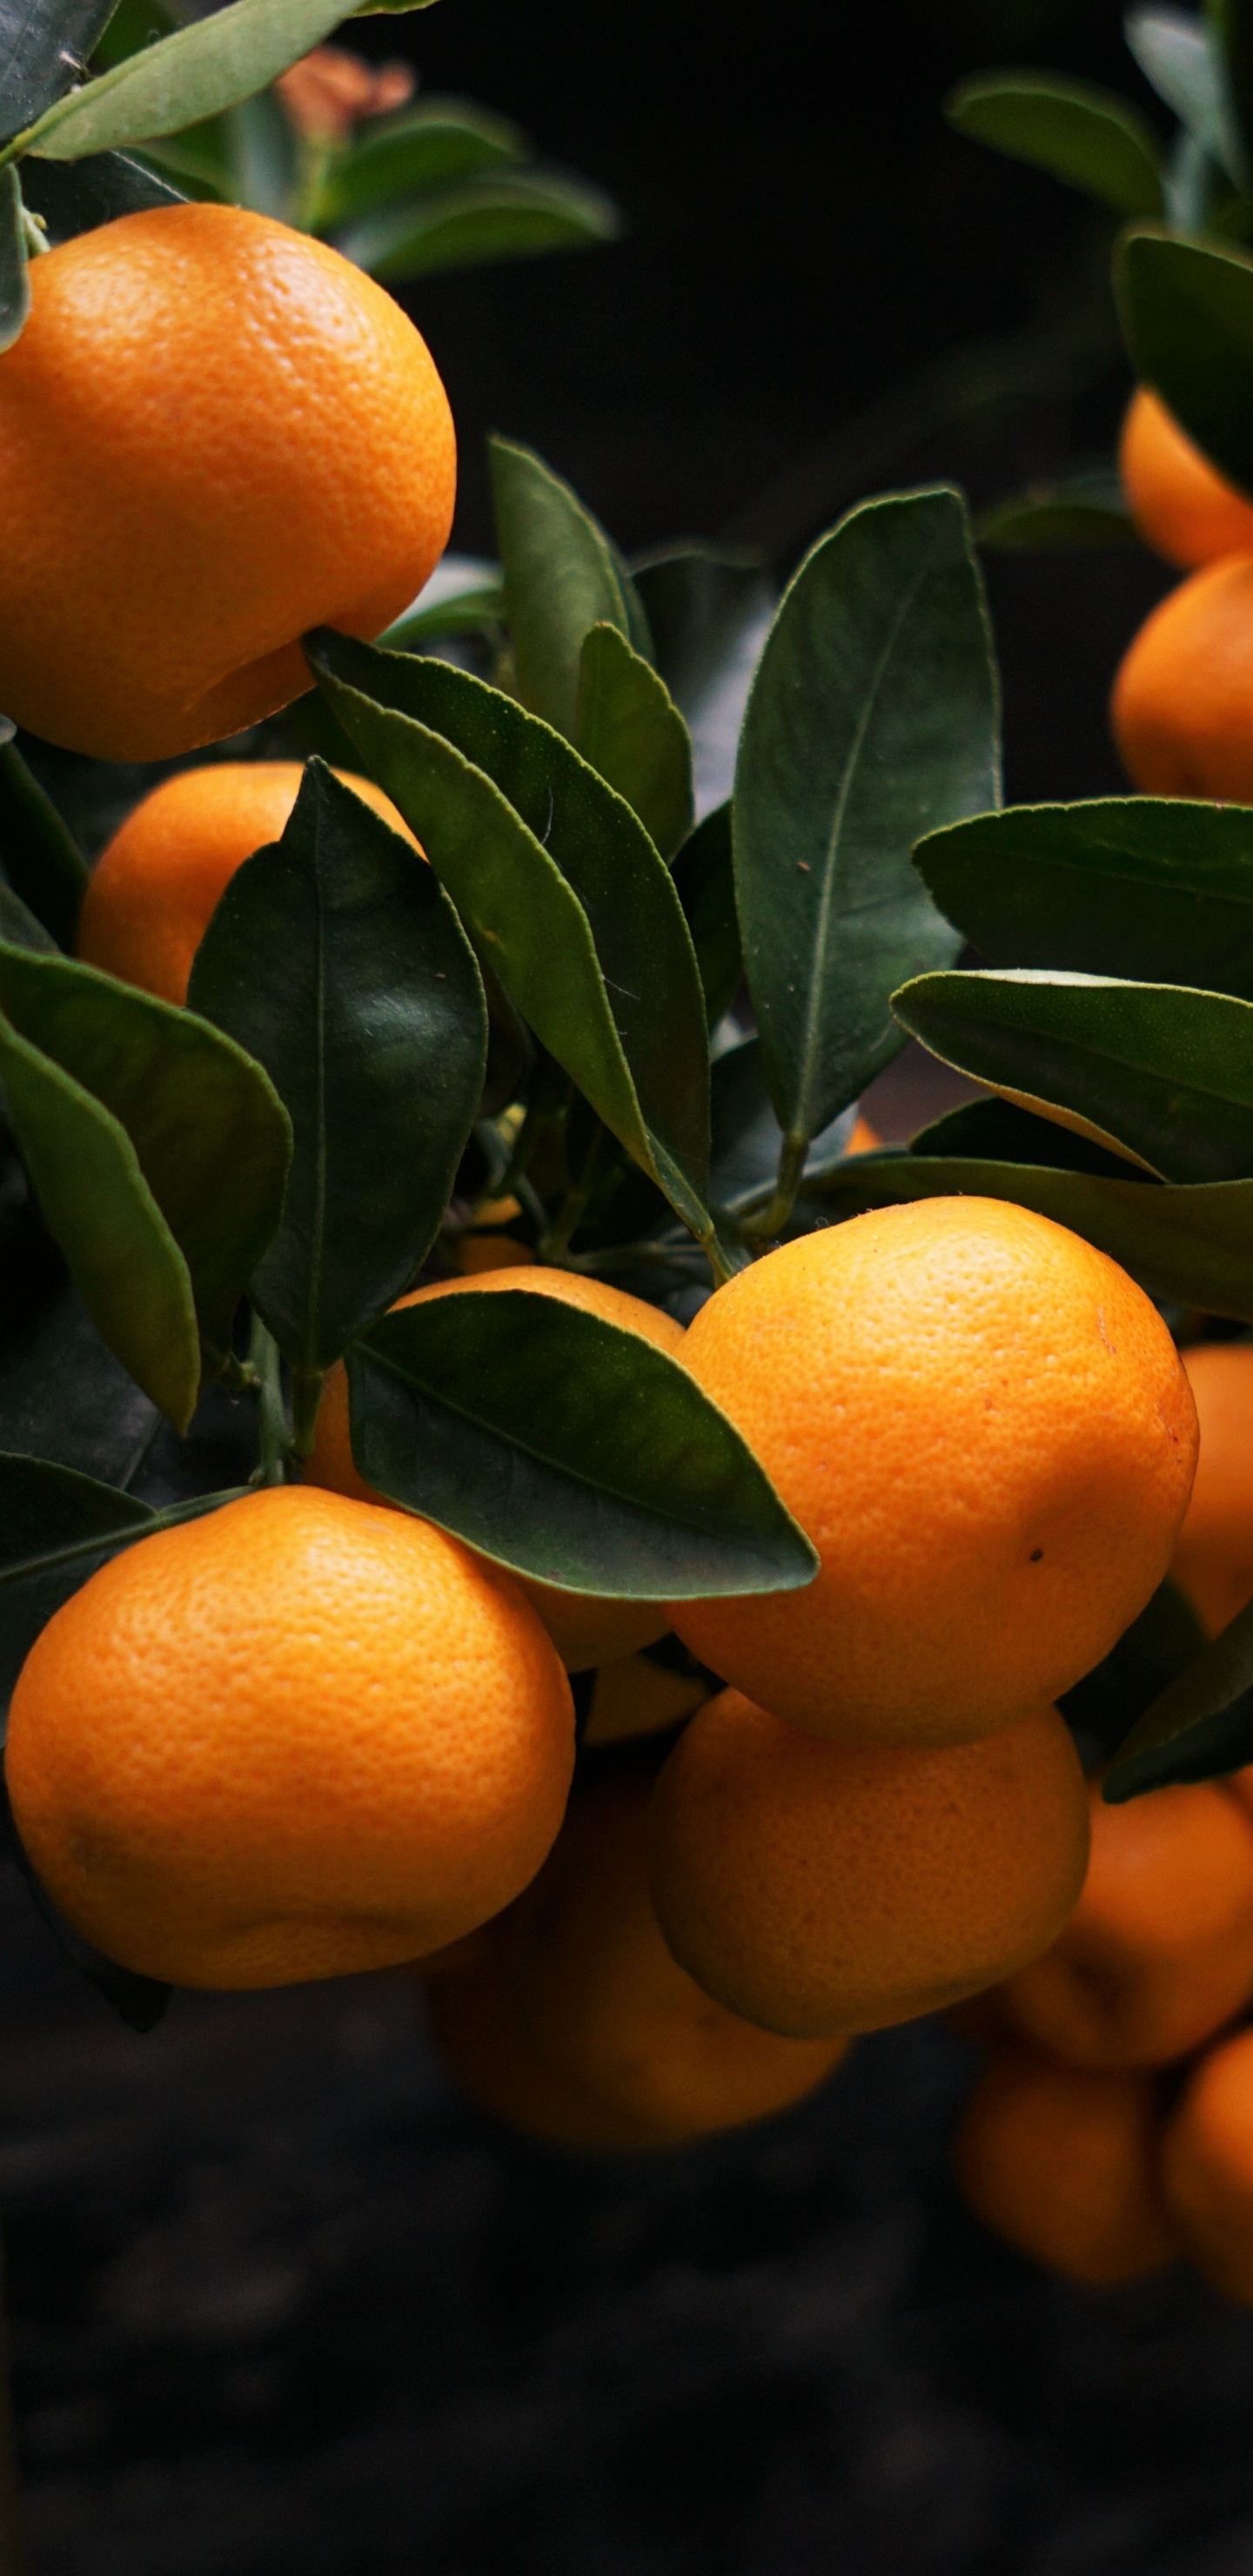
1115;389;1253;798
955;1338;1253;2299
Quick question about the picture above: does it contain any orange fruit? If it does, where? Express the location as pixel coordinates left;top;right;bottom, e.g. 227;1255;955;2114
1119;386;1253;569
1170;1342;1253;1638
77;761;419;1007
1161;2026;1253;2304
305;1266;688;1669
997;1778;1253;2069
3;1486;573;1989
844;1113;881;1154
0;204;454;760
426;1773;849;2147
647;1688;1089;2039
670;1197;1196;1744
955;2044;1179;2285
1111;552;1253;800
457;1235;533;1274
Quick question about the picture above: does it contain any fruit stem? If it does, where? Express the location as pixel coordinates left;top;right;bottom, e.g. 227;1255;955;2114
0;2237;26;2576
248;1311;291;1486
741;1129;808;1246
289;1367;325;1464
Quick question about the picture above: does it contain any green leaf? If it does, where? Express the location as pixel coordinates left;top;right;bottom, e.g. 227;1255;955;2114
20;145;184;238
0;167;29;352
337;169;620;285
915;796;1253;1000
347;1291;818;1600
895;967;1253;1183
222;88;296;222
0;0;120;138
803;1150;1253;1320
489;436;647;742
0;943;291;1383
308;97;526;230
306;631;713;1236
0;1282;159;1485
1104;1589;1253;1796
632;547;774;814
710;1036;857;1211
946;70;1163;215
1116;226;1253;500
0;1459;244;1710
379;559;506;652
1126;3;1244;179
188;761;486;1374
734;486;1001;1155
1211;0;1253;187
1061;1577;1206;1768
975;467;1136;552
90;0;177;75
575;622;694;860
672;802;742;1030
23;0;428;163
0;742;90;949
135;111;233;197
912;1093;1143;1180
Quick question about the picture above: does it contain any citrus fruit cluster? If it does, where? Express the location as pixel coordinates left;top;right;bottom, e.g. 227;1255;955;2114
1114;390;1253;800
955;1348;1253;2298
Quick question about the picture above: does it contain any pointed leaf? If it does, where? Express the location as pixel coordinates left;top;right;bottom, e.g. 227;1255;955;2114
21;146;184;238
347;1291;818;1600
575;621;694;859
633;546;775;817
1116;226;1253;500
803;1151;1253;1322
916;797;1253;999
0;943;291;1357
0;0;119;138
310;98;526;230
672;802;742;1030
337;169;620;284
912;1093;1143;1179
1104;1591;1253;1796
0;741;89;948
188;762;486;1373
489;436;646;741
895;967;1253;1182
306;631;713;1234
946;70;1163;214
24;0;432;163
734;486;1001;1151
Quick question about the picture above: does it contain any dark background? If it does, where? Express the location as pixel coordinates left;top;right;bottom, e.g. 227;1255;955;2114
10;4;1253;2570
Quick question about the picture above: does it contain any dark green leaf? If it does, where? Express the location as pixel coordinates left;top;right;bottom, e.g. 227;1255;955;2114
803;1151;1253;1322
894;967;1253;1183
89;0;176;73
672;802;742;1030
575;622;694;859
188;761;486;1373
0;880;55;953
975;468;1136;551
0;943;291;1368
734;486;1001;1153
1061;1578;1206;1767
912;1093;1142;1179
19;145;184;238
0;1459;243;1709
710;1036;856;1210
1104;1587;1253;1796
347;1291;818;1600
915;796;1253;999
632;547;774;815
0;167;29;352
135;111;233;197
1126;3;1243;178
489;436;646;742
0;741;90;948
379;556;505;652
309;97;526;229
0;1282;158;1485
946;71;1163;214
223;88;296;221
1116;227;1253;500
338;169;620;285
0;0;119;138
1212;0;1253;187
24;0;410;162
306;631;713;1237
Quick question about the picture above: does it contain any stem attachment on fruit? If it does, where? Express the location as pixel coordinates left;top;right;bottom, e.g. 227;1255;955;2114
741;1129;808;1246
0;2235;26;2576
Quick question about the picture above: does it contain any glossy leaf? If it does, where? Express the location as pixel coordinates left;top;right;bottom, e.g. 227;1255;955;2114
1117;227;1253;500
804;1152;1253;1321
23;0;419;162
975;469;1135;551
0;0;119;137
1104;1591;1253;1796
895;967;1253;1182
489;437;647;742
0;167;29;352
911;1093;1142;1179
338;170;620;285
347;1291;818;1600
20;144;184;238
575;622;694;859
307;631;713;1235
915;796;1253;998
0;742;89;948
1061;1579;1206;1768
734;486;1001;1152
0;1282;158;1485
946;71;1163;214
0;943;291;1388
710;1036;857;1211
633;546;774;817
309;97;526;229
189;762;486;1373
672;802;742;1030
